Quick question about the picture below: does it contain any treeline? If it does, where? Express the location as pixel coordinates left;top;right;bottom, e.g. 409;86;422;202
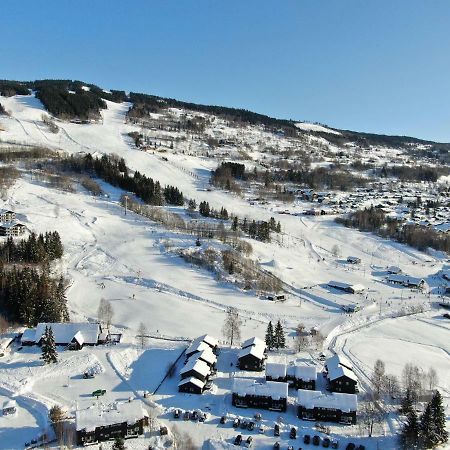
211;162;247;192
231;216;280;242
0;266;68;326
0;146;57;162
0;232;63;264
380;164;449;183
60;154;184;206
198;201;229;220
336;207;450;253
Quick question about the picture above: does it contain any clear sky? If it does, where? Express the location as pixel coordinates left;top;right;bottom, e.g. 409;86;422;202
2;1;450;142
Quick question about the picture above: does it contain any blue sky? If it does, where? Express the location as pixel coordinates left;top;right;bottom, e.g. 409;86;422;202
2;1;450;142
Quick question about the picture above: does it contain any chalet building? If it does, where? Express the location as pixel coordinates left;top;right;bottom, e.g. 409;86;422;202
76;401;149;446
386;274;426;290
0;209;16;222
178;377;205;394
265;362;287;383
347;256;361;264
186;349;217;370
238;344;266;371
288;365;317;390
197;334;219;354
232;378;288;412
0;222;26;237
328;281;365;294
325;355;358;394
241;336;266;351
185;340;211;360
179;357;211;382
22;322;102;348
297;389;357;425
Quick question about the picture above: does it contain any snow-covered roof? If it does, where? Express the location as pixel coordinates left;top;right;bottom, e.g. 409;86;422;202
198;334;218;348
72;330;85;346
187;349;216;366
2;400;17;410
350;284;366;293
186;339;210;356
293;365;317;381
265;362;287;379
328;281;365;293
21;328;36;343
178;377;205;389
328;364;358;382
387;274;425;286
387;266;402;274
180;357;211;378
76;401;148;432
232;378;288;400
34;322;100;345
238;343;265;361
326;354;353;371
297;389;357;412
241;336;266;349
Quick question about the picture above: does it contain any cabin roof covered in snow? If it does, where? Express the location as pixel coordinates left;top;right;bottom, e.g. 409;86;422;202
297;389;357;412
328;364;358;382
326;354;353;371
198;334;218;348
178;377;205;389
34;322;100;345
292;364;317;381
232;378;288;400
21;328;36;343
241;336;266;349
266;362;287;379
187;349;216;366
2;400;17;410
180;357;211;377
76;401;148;432
387;274;425;285
238;343;265;360
186;339;210;355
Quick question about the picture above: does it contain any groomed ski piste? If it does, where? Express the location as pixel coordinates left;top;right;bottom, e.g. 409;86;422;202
0;93;448;449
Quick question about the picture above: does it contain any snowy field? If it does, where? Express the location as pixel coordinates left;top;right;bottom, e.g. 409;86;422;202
0;94;449;449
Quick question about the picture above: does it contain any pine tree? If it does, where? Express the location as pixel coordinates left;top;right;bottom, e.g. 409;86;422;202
265;321;274;351
273;320;286;350
420;402;434;448
41;326;58;364
430;390;448;446
401;388;414;415
231;216;238;232
399;409;420;449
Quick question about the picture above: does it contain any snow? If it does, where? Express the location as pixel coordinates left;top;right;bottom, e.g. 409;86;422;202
295;122;341;135
178;377;205;389
326;354;354;371
297;389;358;412
327;364;358;382
179;357;210;378
238;344;265;360
241;336;266;349
232;378;288;400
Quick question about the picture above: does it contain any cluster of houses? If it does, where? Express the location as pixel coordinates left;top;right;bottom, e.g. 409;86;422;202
0;209;26;237
178;334;218;394
21;322;121;349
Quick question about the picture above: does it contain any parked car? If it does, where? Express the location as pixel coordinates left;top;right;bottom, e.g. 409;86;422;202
274;423;280;436
92;389;106;397
220;415;226;424
183;411;190;421
247;421;255;431
245;436;253;448
241;420;248;429
290;427;297;439
254;413;262;421
322;437;330;448
274;442;280;450
173;409;181;419
191;410;199;421
234;435;243;446
304;435;311;444
233;418;241;428
312;436;321;446
345;444;355;450
259;425;266;434
331;439;339;449
83;371;95;379
199;412;208;422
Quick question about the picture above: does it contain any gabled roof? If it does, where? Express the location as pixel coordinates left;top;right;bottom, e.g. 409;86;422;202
187;349;216;366
2;400;17;409
186;339;210;356
387;274;425;286
21;328;36;343
178;377;205;389
266;362;287;379
326;354;353;371
232;378;288;400
198;334;218;348
34;322;100;345
72;330;85;346
76;401;148;432
241;336;266;349
293;364;317;381
328;364;358;382
238;344;265;361
297;389;357;412
180;358;211;378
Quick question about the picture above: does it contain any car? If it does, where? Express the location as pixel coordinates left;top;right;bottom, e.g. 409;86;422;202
274;423;280;436
290;427;297;439
199;412;208;422
234;435;243;446
191;410;199;421
322;438;330;448
92;389;106;397
345;444;355;450
274;442;280;450
83;371;95;379
241;420;248;429
220;415;226;424
245;436;253;448
304;435;311;444
183;411;190;421
312;436;321;446
254;413;262;421
173;409;181;419
247;421;255;431
233;418;241;428
288;446;294;450
331;439;339;449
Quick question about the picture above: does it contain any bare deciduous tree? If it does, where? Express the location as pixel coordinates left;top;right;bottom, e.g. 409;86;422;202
360;395;385;437
371;359;386;398
294;333;310;352
137;322;148;348
97;298;114;333
331;244;341;258
425;367;438;392
383;373;400;399
222;307;242;346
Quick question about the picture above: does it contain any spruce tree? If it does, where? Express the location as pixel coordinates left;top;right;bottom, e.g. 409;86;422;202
112;436;126;450
399;409;420;449
401;388;414;415
420;402;434;448
265;321;274;351
273;320;286;350
430;390;448;446
41;326;58;364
